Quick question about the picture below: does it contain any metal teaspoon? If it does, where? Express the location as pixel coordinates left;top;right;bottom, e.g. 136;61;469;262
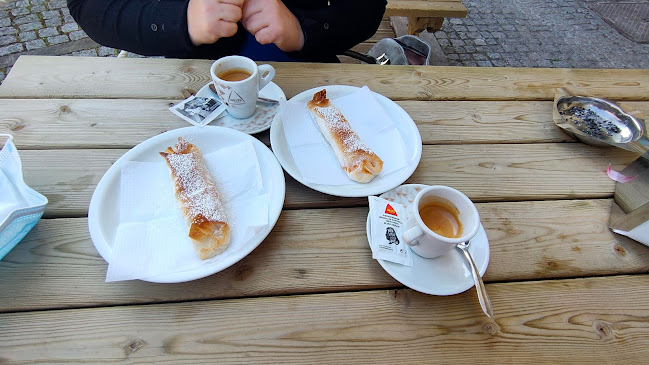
457;240;494;318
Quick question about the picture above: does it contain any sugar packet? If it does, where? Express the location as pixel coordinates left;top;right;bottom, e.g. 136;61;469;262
368;196;413;266
169;94;227;127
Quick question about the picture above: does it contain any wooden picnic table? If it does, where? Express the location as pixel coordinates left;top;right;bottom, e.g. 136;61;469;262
1;55;649;363
386;0;468;35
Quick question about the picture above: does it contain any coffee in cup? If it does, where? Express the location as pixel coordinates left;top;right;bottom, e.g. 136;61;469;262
217;68;252;82
402;186;480;258
419;198;463;238
210;55;275;119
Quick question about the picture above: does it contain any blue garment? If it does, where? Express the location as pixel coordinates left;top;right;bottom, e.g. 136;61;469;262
238;32;301;62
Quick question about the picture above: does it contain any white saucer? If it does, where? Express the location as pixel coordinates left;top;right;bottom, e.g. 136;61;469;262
195;81;285;134
269;85;422;197
366;184;490;296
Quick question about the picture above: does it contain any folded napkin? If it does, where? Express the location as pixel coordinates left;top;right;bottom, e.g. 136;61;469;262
106;140;268;282
281;86;408;185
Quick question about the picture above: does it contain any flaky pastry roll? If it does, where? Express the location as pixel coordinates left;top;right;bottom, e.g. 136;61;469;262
307;89;383;183
160;137;230;260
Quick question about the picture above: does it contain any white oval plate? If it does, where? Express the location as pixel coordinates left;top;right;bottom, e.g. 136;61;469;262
88;126;286;283
197;81;285;134
367;184;490;296
269;85;422;197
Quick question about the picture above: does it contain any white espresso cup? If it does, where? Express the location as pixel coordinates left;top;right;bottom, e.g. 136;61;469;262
402;186;480;259
210;55;275;119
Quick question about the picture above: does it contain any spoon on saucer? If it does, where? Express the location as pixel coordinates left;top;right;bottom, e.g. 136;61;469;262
457;240;494;318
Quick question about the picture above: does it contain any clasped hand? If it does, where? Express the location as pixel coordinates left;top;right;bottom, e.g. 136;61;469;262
187;0;305;52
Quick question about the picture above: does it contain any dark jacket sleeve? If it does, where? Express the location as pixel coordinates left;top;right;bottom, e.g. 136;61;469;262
289;0;387;60
67;0;196;57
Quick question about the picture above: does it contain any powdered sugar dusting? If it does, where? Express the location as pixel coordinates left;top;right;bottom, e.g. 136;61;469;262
314;105;371;154
165;146;226;224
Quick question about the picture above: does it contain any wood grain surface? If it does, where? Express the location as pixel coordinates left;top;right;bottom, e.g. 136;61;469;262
1;275;648;364
385;0;468;18
1;200;647;312
10;98;649;148
1;57;648;364
12;144;638;217
2;56;649;101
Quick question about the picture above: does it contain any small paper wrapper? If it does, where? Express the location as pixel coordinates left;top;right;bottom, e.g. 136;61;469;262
281;86;408;185
368;196;413;266
105;140;267;282
169;94;227;127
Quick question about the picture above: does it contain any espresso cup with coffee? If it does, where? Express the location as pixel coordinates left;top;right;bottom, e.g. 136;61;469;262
210;55;275;119
402;186;480;259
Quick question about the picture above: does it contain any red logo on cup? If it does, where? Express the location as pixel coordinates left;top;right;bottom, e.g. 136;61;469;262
385;204;397;216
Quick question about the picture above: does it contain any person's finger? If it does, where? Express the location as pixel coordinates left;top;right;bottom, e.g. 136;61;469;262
241;0;264;15
214;19;239;38
219;0;244;7
241;11;267;34
253;26;277;45
217;3;242;23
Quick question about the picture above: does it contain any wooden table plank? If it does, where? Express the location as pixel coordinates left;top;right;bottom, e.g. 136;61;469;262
9;98;644;148
4;98;646;149
385;0;468;18
2;200;646;312
1;275;648;363
18;144;638;218
2;56;649;101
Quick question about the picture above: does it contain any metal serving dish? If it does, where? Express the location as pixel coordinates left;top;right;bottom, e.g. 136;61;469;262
555;95;646;147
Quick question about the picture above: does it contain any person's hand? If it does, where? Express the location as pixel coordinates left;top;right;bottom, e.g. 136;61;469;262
187;0;244;46
241;0;305;52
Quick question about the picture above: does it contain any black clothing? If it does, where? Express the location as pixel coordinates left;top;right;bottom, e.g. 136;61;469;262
67;0;387;62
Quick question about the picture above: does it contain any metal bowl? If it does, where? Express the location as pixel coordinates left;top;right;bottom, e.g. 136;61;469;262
556;96;645;147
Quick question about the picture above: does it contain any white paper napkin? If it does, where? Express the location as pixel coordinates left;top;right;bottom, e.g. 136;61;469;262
281;86;409;185
612;222;649;247
106;140;268;282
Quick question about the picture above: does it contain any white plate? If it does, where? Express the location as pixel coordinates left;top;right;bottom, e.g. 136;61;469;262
366;184;490;296
88;126;286;283
196;81;285;134
270;85;422;197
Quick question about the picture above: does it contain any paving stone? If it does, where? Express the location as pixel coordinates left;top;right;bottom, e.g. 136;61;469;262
71;49;97;56
61;23;79;33
45;17;63;27
473;53;489;61
0;27;18;36
19;22;43;32
0;18;11;28
26;39;46;50
48;0;68;10
41;10;60;19
0;43;23;56
98;46;119;56
39;27;59;37
0;35;17;46
11;7;30;17
47;34;69;45
69;29;87;41
19;31;36;42
31;5;47;12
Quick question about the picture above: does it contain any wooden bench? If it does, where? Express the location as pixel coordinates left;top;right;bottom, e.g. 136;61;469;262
386;0;468;35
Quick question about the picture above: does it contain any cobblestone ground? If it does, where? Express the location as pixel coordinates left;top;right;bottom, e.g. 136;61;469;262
435;0;649;68
1;0;649;85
